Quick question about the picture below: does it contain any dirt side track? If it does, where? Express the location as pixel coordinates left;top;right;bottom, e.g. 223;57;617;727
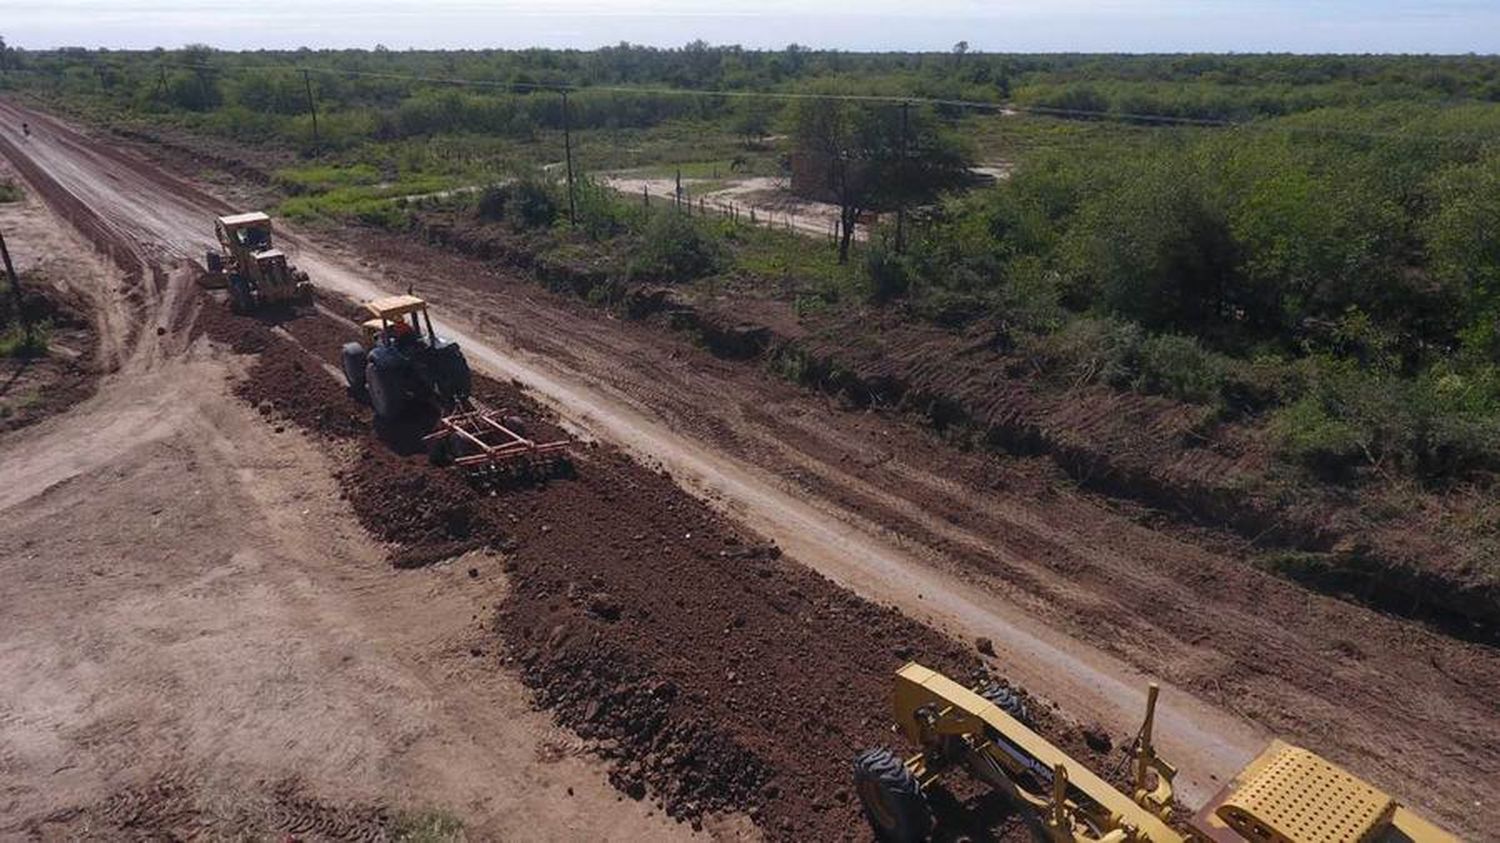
1;99;1497;838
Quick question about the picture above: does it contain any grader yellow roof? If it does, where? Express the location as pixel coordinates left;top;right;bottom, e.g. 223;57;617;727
217;211;272;228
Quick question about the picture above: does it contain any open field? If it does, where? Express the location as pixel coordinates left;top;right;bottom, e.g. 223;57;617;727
2;88;1498;843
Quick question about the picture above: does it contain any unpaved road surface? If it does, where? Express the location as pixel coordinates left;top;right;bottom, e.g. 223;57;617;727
0;111;735;841
2;99;1496;838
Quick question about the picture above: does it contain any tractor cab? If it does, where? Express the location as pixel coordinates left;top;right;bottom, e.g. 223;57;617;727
361;294;438;349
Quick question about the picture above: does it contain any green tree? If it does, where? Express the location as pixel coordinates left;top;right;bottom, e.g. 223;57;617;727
1065;150;1240;334
1423;151;1500;357
790;96;970;264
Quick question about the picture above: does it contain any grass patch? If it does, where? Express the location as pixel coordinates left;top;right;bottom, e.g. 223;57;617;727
274;162;383;194
0;179;22;203
278;174;457;226
391;809;464;842
733;222;859;293
0;322;50;358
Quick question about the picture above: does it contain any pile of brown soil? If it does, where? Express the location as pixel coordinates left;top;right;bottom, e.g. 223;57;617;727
195;297;1130;841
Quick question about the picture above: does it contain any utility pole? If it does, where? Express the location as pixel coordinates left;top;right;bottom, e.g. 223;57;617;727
0;228;32;349
896;100;910;255
302;69;320;154
562;89;577;226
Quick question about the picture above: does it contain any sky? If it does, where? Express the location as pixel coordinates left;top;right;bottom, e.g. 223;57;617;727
7;0;1500;54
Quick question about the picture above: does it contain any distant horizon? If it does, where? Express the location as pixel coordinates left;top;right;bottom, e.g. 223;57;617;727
7;2;1500;55
10;44;1500;59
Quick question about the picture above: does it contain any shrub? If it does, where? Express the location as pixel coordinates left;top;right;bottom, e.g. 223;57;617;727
1134;333;1229;405
1269;392;1374;478
0;322;50;358
1268;358;1500;481
572;175;633;241
627;209;722;283
476;175;559;231
1021;316;1144;389
864;240;912;304
0;179;21;203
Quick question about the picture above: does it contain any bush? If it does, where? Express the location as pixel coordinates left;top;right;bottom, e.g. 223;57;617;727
1134;333;1229;405
573;175;633;241
0;179;21;203
476;175;559;231
0;322;50;358
627;209;722;283
1269;358;1500;481
1269;392;1374;478
864;240;912;304
1021;316;1144;389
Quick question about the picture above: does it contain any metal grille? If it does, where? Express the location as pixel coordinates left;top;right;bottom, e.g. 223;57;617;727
1221;746;1394;843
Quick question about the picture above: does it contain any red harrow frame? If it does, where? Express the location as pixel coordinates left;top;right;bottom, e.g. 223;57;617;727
423;401;571;479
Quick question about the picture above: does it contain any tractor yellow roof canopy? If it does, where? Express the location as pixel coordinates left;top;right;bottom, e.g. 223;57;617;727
365;294;428;321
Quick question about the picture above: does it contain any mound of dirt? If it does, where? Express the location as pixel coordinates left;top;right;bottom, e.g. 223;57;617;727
196;299;1134;841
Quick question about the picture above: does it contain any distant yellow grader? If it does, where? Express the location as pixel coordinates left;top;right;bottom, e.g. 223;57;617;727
855;663;1456;843
204;211;311;312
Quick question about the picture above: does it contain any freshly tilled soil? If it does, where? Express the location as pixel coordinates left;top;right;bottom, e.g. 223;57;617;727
198;299;1126;841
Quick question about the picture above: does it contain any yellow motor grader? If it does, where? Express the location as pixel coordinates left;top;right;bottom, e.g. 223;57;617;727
855;663;1456;843
204;211;312;312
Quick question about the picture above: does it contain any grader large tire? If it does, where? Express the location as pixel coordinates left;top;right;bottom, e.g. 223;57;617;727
228;276;255;314
853;748;931;843
341;343;368;395
981;682;1030;726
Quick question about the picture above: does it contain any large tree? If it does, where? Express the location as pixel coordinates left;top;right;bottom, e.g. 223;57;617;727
790;96;970;263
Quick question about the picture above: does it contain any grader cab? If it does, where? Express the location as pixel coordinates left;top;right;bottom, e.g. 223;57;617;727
855;663;1456;843
205;212;312;312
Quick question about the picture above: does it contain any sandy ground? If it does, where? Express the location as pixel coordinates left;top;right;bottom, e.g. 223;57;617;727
0;99;1494;840
603;174;859;241
0;121;744;841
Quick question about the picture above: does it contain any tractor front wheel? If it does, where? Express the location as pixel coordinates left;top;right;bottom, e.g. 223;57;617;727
341;343;368;396
205;251;222;274
853;748;931;843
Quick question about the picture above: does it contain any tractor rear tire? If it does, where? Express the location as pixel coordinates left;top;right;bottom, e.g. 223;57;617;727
365;359;401;420
341;343;368;395
853;748;930;843
981;682;1030;726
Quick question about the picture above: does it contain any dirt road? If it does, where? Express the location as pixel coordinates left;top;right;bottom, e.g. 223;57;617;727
0;112;735;840
2;99;1496;838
